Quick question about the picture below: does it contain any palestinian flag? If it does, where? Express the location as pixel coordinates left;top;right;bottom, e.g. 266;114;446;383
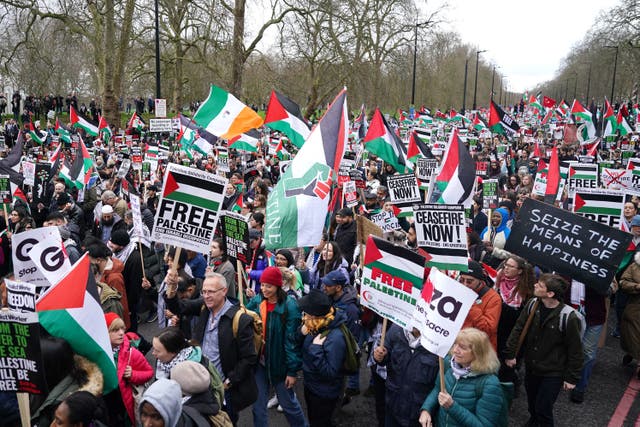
353;104;369;140
413;127;432;143
556;100;570;119
617;110;633;136
488;100;520;134
364;107;409;173
360;235;426;328
541;109;554;125
570;99;596;139
63;137;94;189
603;99;617;136
416;113;433;126
28;121;45;145
528;95;544;114
264;89;348;250
544;146;560;204
193;84;263;139
568;163;598;188
573;189;624;218
161;164;225;212
55;119;72;144
264;90;311;148
98;115;112;143
70;106;99;136
448;109;470;124
37;255;118;393
434;110;448;121
232;193;243;213
127;112;145;131
431;127;475;205
229;129;260;152
177;114;217;156
12;186;30;214
407;130;432;162
472;113;488;132
145;141;158;161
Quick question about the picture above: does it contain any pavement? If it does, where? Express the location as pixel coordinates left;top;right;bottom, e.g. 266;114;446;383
138;305;640;427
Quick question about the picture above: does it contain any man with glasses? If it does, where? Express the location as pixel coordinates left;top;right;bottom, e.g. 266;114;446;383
164;272;258;424
458;260;502;351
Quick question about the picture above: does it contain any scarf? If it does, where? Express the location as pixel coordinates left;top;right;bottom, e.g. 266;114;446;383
450;357;472;379
156;346;193;379
302;307;335;334
403;328;421;349
499;275;522;308
113;242;135;264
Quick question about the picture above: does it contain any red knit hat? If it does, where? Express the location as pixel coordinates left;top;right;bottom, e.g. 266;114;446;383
260;266;283;287
104;312;120;328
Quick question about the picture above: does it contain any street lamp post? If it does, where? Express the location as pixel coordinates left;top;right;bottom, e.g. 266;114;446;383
472;49;486;110
499;76;505;105
411;20;431;106
585;62;592;105
573;73;578;101
491;65;500;100
462;58;469;114
154;0;161;99
605;45;619;102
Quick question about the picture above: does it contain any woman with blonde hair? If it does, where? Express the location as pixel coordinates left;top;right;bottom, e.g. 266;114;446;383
418;328;506;427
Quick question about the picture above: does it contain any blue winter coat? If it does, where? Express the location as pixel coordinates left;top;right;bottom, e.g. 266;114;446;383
246;294;303;384
421;356;504;427
379;325;438;427
332;284;361;339
308;257;350;291
301;309;348;399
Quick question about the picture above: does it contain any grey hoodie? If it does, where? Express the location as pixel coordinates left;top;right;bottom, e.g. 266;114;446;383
139;378;182;427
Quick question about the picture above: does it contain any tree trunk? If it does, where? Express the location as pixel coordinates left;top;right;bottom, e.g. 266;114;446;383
231;0;246;96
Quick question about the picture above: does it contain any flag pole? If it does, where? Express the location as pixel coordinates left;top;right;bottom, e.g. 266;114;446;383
438;357;446;393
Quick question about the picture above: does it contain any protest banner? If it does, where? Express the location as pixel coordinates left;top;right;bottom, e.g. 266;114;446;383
142;161;151;181
155;99;167;117
505;198;631;293
221;211;249;264
0;309;44;394
416;158;439;182
343;181;358;208
117;158;131;179
149;118;173;132
33;163;52;206
356;215;383;244
568;163;598;190
370;209;400;233
217;149;230;172
360;235;426;328
6;281;36;312
482;179;499;209
131;146;143;170
411;268;477;357
601;167;631;189
152;163;228;253
28;236;73;287
0;175;9;201
12;227;68;289
413;204;468;271
387;173;421;204
572;188;624;228
22;161;35;186
475;161;489;178
348;169;366;188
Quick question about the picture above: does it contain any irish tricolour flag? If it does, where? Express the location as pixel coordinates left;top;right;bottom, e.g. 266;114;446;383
194;85;263;140
37;255;118;392
70;106;99;136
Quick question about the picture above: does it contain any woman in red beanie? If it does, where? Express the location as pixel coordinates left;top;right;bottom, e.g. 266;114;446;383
245;266;307;427
103;312;153;426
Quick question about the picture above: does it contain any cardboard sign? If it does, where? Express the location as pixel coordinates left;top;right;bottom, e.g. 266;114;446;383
149;118;173;132
117;159;131;179
28;236;73;287
155;99;167;117
22;161;36;186
217;150;230;173
572;188;623;228
343;181;358;208
360;236;426;328
601;168;631;189
505;198;631;293
12;227;66;289
152;163;228;253
568;163;598;190
482;179;499;209
413;204;468;271
356;215;383;244
33;163;52;206
0;175;9;201
6;280;36;312
220;211;249;264
475;161;489;178
348;169;366;189
387;173;421;204
131;146;143;170
129;194;146;244
416;158;439;181
0;309;45;394
370;209;399;233
411;268;477;358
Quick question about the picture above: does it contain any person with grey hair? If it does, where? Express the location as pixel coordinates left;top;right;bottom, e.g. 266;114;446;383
101;189;128;218
164;271;258;424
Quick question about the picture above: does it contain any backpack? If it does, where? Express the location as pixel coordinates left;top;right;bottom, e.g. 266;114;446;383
320;323;361;375
526;298;586;337
474;375;512;427
232;306;264;356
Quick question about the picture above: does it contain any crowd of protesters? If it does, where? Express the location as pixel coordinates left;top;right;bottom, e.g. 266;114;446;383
0;95;638;427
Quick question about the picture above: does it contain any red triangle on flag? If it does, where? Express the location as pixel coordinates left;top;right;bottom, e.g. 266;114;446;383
363;235;384;266
163;172;179;197
264;91;288;123
574;193;586;211
569;167;576;178
421;277;434;303
36;255;90;311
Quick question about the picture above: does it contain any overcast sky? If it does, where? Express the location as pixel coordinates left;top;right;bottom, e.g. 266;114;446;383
438;0;619;93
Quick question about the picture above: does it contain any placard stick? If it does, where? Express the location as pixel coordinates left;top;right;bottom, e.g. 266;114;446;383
138;241;146;279
237;259;245;307
379;318;388;348
439;357;446;393
17;393;29;427
2;203;9;228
